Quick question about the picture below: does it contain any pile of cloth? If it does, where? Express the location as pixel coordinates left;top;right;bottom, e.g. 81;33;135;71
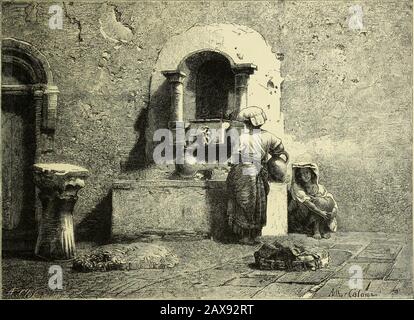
73;243;179;272
254;239;329;271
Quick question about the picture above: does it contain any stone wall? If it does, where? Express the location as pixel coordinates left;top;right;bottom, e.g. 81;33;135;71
1;1;412;238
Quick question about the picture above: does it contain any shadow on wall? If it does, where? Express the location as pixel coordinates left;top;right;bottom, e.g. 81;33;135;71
76;191;112;244
121;107;150;172
122;81;171;171
144;80;171;163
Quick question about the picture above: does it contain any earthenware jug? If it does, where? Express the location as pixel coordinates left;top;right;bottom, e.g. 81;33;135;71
267;150;289;182
175;151;198;178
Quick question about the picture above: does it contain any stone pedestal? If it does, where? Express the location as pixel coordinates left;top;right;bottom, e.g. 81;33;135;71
112;179;228;240
262;183;288;236
33;163;88;261
112;179;288;241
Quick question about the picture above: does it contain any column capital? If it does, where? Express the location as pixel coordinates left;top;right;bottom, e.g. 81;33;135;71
33;163;89;195
32;84;45;96
162;70;187;83
44;85;60;96
232;63;257;75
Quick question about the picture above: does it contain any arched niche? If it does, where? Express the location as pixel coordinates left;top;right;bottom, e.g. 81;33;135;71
179;50;235;121
146;24;284;161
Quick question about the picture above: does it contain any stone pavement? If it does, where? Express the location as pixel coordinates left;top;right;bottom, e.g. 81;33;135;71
2;232;413;299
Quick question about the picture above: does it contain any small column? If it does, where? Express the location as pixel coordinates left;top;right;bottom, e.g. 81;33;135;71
32;84;59;153
33;163;89;261
162;70;187;128
162;70;187;174
42;85;59;132
32;87;44;159
233;64;257;112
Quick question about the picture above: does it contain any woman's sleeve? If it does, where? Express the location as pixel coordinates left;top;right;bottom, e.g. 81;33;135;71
266;132;284;157
319;185;338;209
291;183;311;203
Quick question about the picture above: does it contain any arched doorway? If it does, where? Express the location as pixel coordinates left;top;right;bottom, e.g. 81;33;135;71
1;38;58;250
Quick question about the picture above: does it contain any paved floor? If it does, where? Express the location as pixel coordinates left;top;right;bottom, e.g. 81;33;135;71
2;232;413;299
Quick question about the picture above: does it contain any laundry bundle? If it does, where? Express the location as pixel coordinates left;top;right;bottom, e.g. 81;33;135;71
254;239;330;271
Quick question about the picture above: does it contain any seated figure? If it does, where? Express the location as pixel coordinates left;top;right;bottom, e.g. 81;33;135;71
288;162;338;239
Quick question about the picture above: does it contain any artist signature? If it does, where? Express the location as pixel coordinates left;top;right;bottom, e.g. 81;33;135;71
329;288;378;298
4;287;43;299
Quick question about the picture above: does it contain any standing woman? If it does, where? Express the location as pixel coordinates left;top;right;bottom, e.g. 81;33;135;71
226;106;287;245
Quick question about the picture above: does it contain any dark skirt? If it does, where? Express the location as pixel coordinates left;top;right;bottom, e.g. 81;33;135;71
226;163;269;238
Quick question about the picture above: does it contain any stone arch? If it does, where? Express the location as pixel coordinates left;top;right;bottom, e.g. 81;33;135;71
2;38;54;85
153;24;280;73
1;37;59;154
177;49;237;70
146;24;284;161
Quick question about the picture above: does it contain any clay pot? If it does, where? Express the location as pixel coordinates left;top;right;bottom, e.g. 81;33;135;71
175;153;198;178
267;151;289;182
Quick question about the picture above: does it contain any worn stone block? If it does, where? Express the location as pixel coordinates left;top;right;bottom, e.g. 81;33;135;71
333;262;370;279
364;262;394;279
327;249;353;268
225;276;276;287
253;282;313;298
188;269;240;287
355;243;402;262
112;179;228;239
386;268;412;281
244;269;287;279
392;280;414;297
365;280;400;296
276;270;333;284
330;244;364;255
200;285;261;299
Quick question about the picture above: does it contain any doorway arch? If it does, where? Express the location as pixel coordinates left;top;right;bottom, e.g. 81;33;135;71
1;38;59;248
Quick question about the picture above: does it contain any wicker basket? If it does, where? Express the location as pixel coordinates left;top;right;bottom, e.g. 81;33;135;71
254;242;330;271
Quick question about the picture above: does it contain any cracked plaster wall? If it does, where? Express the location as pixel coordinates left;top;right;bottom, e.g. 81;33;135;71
1;1;412;238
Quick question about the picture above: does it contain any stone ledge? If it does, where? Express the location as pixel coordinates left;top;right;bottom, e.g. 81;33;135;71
113;179;227;189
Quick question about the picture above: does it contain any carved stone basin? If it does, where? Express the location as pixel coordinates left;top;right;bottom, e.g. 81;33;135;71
33;163;89;261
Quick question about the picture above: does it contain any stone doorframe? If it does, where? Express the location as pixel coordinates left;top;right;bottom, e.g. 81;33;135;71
1;37;59;158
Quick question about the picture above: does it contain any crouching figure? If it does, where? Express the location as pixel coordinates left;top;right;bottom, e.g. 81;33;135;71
288;163;338;239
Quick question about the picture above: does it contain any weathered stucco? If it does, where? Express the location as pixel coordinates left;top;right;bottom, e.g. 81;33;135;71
1;1;412;239
112;180;228;240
